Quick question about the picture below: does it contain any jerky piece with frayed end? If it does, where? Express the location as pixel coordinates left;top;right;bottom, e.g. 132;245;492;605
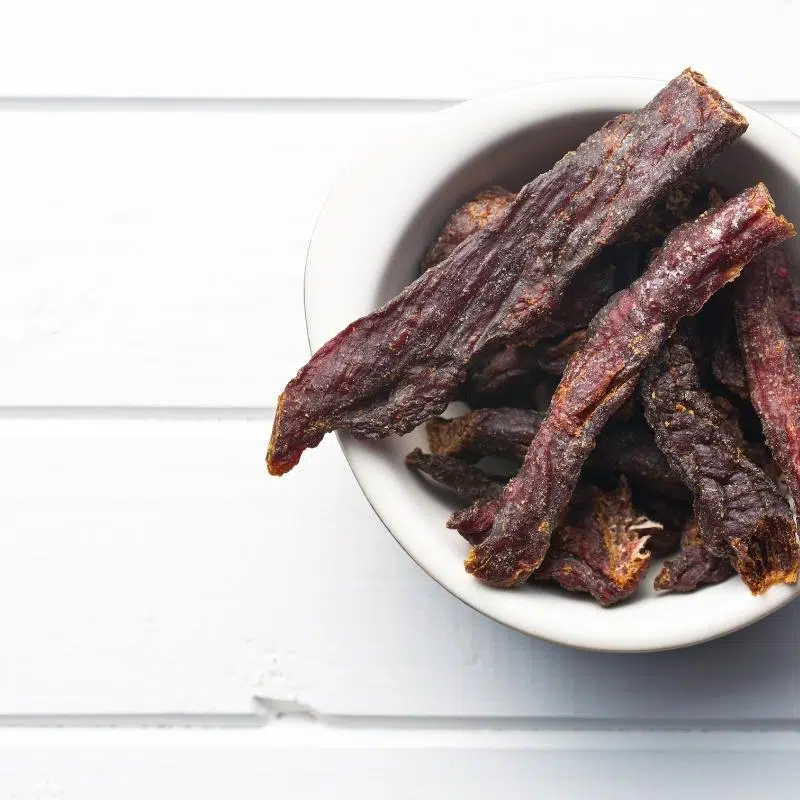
642;339;799;593
405;448;502;503
267;69;748;475
531;480;657;606
766;247;800;337
735;251;800;514
654;521;735;593
630;487;691;557
465;184;795;587
420;187;516;271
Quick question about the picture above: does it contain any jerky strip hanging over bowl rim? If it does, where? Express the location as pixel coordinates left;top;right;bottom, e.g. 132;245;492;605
267;68;747;476
465;184;796;587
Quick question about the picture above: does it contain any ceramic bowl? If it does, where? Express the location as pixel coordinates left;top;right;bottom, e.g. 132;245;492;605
304;77;800;651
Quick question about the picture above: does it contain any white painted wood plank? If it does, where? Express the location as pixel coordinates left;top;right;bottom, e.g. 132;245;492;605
0;415;796;719
0;1;798;100
0;108;422;407
0;104;799;408
0;728;799;799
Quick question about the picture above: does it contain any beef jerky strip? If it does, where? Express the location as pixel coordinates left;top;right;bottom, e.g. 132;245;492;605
420;187;516;271
532;480;658;606
654;521;735;593
267;70;747;476
465;184;795;587
534;329;589;375
767;247;800;337
405;448;503;503
465;254;619;406
642;339;798;593
624;179;709;245
468;246;644;406
735;252;800;512
628;488;686;557
427;408;685;497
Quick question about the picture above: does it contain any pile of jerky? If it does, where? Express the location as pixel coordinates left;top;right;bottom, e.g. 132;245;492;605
267;68;800;606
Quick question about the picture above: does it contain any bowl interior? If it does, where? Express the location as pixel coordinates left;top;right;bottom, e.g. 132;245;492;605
305;79;800;651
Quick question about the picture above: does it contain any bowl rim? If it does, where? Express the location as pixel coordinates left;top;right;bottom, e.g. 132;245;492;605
303;75;800;652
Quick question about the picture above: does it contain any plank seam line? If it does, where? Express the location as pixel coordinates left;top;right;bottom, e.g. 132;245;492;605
0;406;275;420
0;97;791;114
0;709;799;733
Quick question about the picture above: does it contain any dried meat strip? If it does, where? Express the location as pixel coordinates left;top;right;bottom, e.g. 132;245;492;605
465;184;795;587
420;187;516;271
267;69;747;476
405;448;502;502
532;480;658;606
534;330;588;375
642;339;798;593
654;521;734;593
624;179;709;245
766;247;800;337
735;252;800;514
427;408;684;496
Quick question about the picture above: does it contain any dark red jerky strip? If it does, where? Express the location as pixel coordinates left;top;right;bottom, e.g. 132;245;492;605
654;521;735;593
735;252;800;513
465;184;795;587
427;408;684;497
642;340;798;593
420;187;516;271
405;448;502;503
267;70;747;476
533;482;657;606
623;179;710;246
766;247;800;337
467;246;638;406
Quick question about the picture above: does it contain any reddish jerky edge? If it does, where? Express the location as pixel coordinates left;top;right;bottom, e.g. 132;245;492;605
267;69;747;476
465;184;795;587
735;252;800;516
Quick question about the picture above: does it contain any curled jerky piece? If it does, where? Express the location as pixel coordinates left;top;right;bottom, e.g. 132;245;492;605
466;184;795;587
735;252;800;512
532;480;657;606
420;187;516;271
654;521;735;593
642;339;798;593
268;69;748;475
405;448;502;503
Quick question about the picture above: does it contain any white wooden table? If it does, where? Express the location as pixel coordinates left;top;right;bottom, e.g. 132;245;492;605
3;2;800;795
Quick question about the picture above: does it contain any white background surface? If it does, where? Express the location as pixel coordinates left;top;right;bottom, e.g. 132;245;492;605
3;0;800;795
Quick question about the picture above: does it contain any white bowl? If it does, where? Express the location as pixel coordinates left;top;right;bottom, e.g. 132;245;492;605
304;77;800;652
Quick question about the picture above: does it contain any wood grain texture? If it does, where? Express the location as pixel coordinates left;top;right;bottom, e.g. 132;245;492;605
0;109;422;406
0;0;798;99
0;416;796;718
1;729;800;798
